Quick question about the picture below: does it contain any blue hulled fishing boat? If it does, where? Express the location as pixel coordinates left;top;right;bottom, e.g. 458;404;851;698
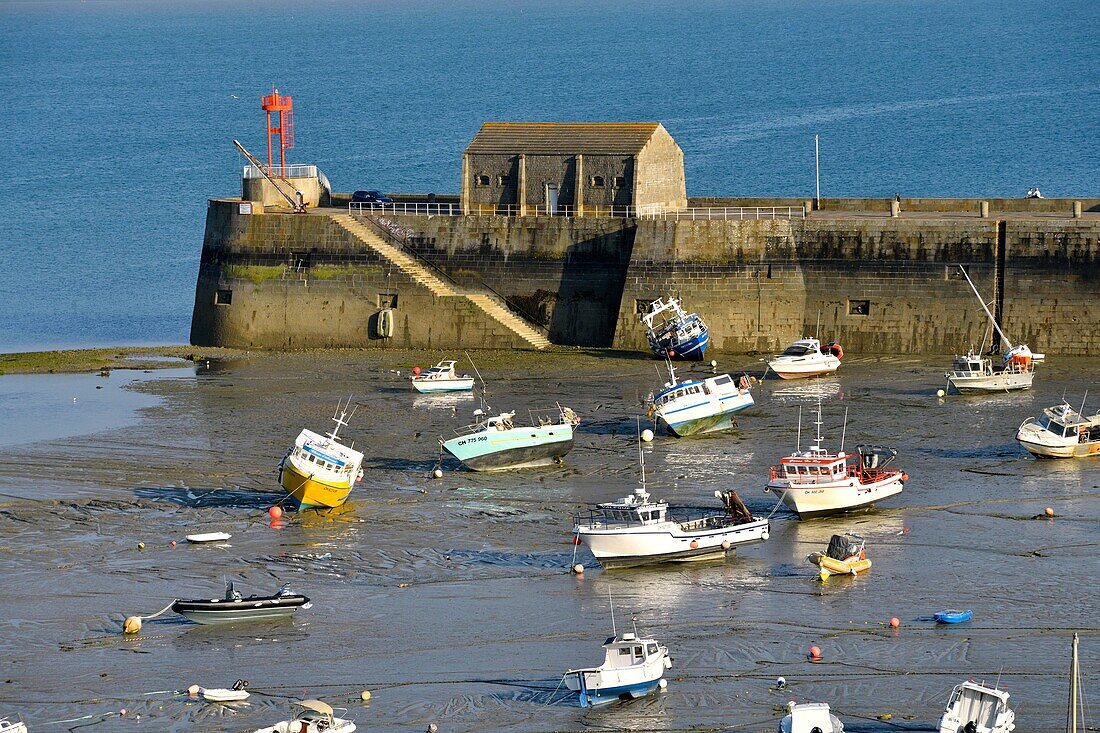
640;296;709;360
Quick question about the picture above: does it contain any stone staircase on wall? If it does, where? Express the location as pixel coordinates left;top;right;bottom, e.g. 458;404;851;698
331;214;551;350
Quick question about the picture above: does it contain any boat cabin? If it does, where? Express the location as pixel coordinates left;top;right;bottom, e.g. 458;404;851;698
779;448;847;483
1038;404;1100;442
943;682;1012;733
780;338;822;357
951;352;992;376
654;374;739;407
591;488;669;526
600;631;662;669
290;430;363;477
421;360;459;379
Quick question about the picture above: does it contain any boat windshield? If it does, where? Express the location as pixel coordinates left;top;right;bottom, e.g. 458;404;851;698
950;688;1004;730
781;344;816;357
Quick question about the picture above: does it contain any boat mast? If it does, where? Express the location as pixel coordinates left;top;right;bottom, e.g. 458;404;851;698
1079;391;1088;418
812;400;824;449
958;265;1015;351
1067;632;1079;733
839;406;849;453
608;586;617;637
636;417;647;495
327;397;356;441
796;404;802;452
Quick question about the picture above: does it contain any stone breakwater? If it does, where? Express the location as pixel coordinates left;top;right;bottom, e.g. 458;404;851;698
191;199;1099;355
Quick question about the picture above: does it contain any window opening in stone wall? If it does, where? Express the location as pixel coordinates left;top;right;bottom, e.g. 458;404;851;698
613;175;627;188
590;175;605;188
848;299;870;316
378;293;399;309
480;233;491;246
476;174;490;186
497;174;510;186
214;289;233;306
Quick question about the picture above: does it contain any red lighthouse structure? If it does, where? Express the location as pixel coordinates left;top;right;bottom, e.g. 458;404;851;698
261;87;294;173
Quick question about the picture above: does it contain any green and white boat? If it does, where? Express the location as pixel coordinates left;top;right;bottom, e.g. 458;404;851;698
441;405;580;471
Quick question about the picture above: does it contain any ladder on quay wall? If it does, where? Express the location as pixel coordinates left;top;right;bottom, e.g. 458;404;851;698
330;214;552;350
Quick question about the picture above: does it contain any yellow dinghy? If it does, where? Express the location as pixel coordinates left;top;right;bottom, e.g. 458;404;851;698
809;533;870;581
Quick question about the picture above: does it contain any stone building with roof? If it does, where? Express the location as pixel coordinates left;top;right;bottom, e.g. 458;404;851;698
460;122;686;216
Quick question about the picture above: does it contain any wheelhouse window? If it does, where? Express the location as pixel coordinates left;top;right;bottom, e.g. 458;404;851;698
589;175;605;188
782;344;815;356
713;375;732;385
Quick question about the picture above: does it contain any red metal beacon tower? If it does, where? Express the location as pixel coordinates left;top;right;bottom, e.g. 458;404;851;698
261;87;294;173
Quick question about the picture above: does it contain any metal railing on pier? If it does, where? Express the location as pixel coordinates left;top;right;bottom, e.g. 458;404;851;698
349;201;462;216
637;206;806;221
242;164;318;179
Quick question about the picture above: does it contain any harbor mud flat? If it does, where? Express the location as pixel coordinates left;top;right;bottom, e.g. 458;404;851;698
0;351;1096;732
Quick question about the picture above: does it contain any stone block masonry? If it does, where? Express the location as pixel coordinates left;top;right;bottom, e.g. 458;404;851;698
191;201;1099;355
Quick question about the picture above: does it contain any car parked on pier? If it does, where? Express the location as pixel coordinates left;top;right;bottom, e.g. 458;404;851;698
351;190;393;204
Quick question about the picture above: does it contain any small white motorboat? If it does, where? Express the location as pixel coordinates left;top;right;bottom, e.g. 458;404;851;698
1016;397;1100;458
253;700;356;733
410;360;475;393
779;701;844;733
938;680;1015;733
945;266;1043;394
574;486;769;568
647;361;754;436
0;716;27;733
563;600;671;707
185;532;232;544
201;679;250;702
765;404;907;519
768;337;843;379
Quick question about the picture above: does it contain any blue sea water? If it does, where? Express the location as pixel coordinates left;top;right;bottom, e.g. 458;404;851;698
1;0;1098;352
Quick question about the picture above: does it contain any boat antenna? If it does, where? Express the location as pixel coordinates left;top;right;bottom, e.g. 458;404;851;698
464;350;491;415
813;399;824;449
958;265;1015;351
815;310;821;339
664;353;678;387
636;417;647;495
608;586;617;637
327;396;356;441
1078;390;1088;417
1067;632;1080;733
840;406;849;453
796;404;803;452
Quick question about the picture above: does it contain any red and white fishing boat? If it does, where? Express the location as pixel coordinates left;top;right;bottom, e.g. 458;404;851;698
765;405;907;519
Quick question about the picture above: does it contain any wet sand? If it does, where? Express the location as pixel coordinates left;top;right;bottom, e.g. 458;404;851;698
0;351;1096;732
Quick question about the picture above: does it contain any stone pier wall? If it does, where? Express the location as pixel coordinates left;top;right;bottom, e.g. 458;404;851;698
191;200;1100;355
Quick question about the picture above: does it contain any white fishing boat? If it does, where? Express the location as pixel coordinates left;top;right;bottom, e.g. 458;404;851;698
563;595;671;707
945;266;1043;394
1016;396;1100;458
278;399;365;509
765;404;907;519
937;680;1015;733
410;359;475;393
574;486;769;568
768;337;843;379
647;361;754;436
779;701;844;733
253;700;356;733
640;296;709;360
0;716;27;733
441;404;579;471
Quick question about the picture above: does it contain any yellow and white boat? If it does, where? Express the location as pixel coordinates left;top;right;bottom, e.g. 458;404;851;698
278;399;364;510
808;533;871;581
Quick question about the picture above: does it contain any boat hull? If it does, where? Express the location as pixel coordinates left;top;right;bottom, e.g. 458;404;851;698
575;678;662;707
768;355;841;379
172;595;310;624
279;462;354;509
649;328;709;361
442;426;574;471
766;474;904;519
578;518;770;568
659;392;754;437
411;378;474;393
947;371;1033;393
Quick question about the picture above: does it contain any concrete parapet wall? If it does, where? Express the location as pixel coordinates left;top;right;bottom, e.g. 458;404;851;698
688;196;1100;214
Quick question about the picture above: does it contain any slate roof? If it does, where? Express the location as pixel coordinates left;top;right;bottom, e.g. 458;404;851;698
465;122;662;155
